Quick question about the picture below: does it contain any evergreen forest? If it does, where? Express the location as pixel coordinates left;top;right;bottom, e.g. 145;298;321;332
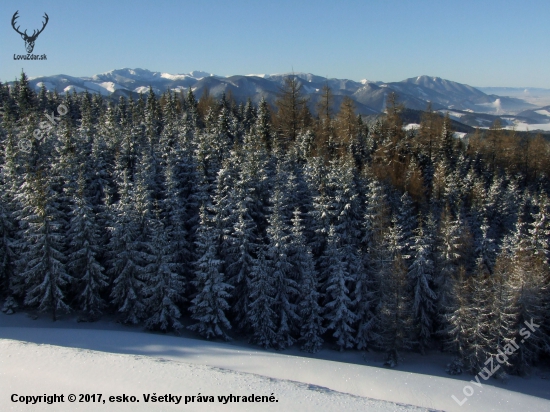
1;72;549;375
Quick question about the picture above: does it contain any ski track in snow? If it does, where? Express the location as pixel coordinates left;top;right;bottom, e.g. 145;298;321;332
1;314;549;411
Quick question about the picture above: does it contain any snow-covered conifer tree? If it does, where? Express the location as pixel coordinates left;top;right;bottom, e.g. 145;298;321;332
434;205;465;335
0;130;18;303
248;249;277;348
322;225;357;351
474;217;496;275
506;214;549;375
486;247;517;376
226;198;260;330
376;216;414;366
17;171;72;321
265;185;298;349
408;216;437;353
162;157;191;292
255;97;273;152
444;266;471;369
459;268;493;373
396;192;416;266
67;172;108;319
107;170;146;324
356;173;388;350
435;205;462;300
0;198;15;302
305;156;328;256
143;210;184;332
291;209;324;352
188;206;233;339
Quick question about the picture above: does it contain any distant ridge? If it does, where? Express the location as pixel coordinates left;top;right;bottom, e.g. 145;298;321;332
19;68;537;116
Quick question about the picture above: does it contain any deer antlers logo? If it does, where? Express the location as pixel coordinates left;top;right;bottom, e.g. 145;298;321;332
11;11;49;54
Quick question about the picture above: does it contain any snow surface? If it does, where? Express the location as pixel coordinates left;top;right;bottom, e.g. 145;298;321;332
82;81;123;96
505;122;550;132
404;123;421;130
63;85;87;94
34;82;56;91
2;339;430;412
160;73;191;81
534;109;550;117
1;313;549;411
440;110;465;119
171;86;187;93
134;86;153;94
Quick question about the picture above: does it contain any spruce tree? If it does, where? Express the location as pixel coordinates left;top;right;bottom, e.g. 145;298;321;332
163;156;191;294
435;205;462;312
322;225;357;351
143;210;184;332
506;216;549;375
444;266;471;372
0;198;15;302
248;249;277;348
376;217;414;366
460;267;493;373
396;192;416;266
477;215;496;272
67;172;108;320
265;186;298;349
256;97;273;152
408;217;437;353
226;198;260;331
487;247;518;376
16;70;36;117
291;209;324;352
0;129;18;305
188;206;232;339
107;171;146;324
17;171;71;321
358;173;389;348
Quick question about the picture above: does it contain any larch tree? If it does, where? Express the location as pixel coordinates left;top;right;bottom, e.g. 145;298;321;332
335;96;357;151
315;82;334;158
275;75;309;147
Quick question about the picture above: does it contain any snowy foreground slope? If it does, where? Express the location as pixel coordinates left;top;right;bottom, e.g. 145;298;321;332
1;340;427;412
1;314;549;412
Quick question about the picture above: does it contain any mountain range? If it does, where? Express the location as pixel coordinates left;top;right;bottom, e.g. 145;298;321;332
22;68;550;131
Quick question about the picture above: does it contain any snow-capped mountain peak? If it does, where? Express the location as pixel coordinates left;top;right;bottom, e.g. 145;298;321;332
21;68;537;116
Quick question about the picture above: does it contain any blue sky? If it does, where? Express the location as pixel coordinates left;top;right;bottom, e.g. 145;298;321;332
1;0;549;87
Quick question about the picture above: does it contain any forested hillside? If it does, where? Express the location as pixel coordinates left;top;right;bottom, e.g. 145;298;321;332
1;72;549;375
